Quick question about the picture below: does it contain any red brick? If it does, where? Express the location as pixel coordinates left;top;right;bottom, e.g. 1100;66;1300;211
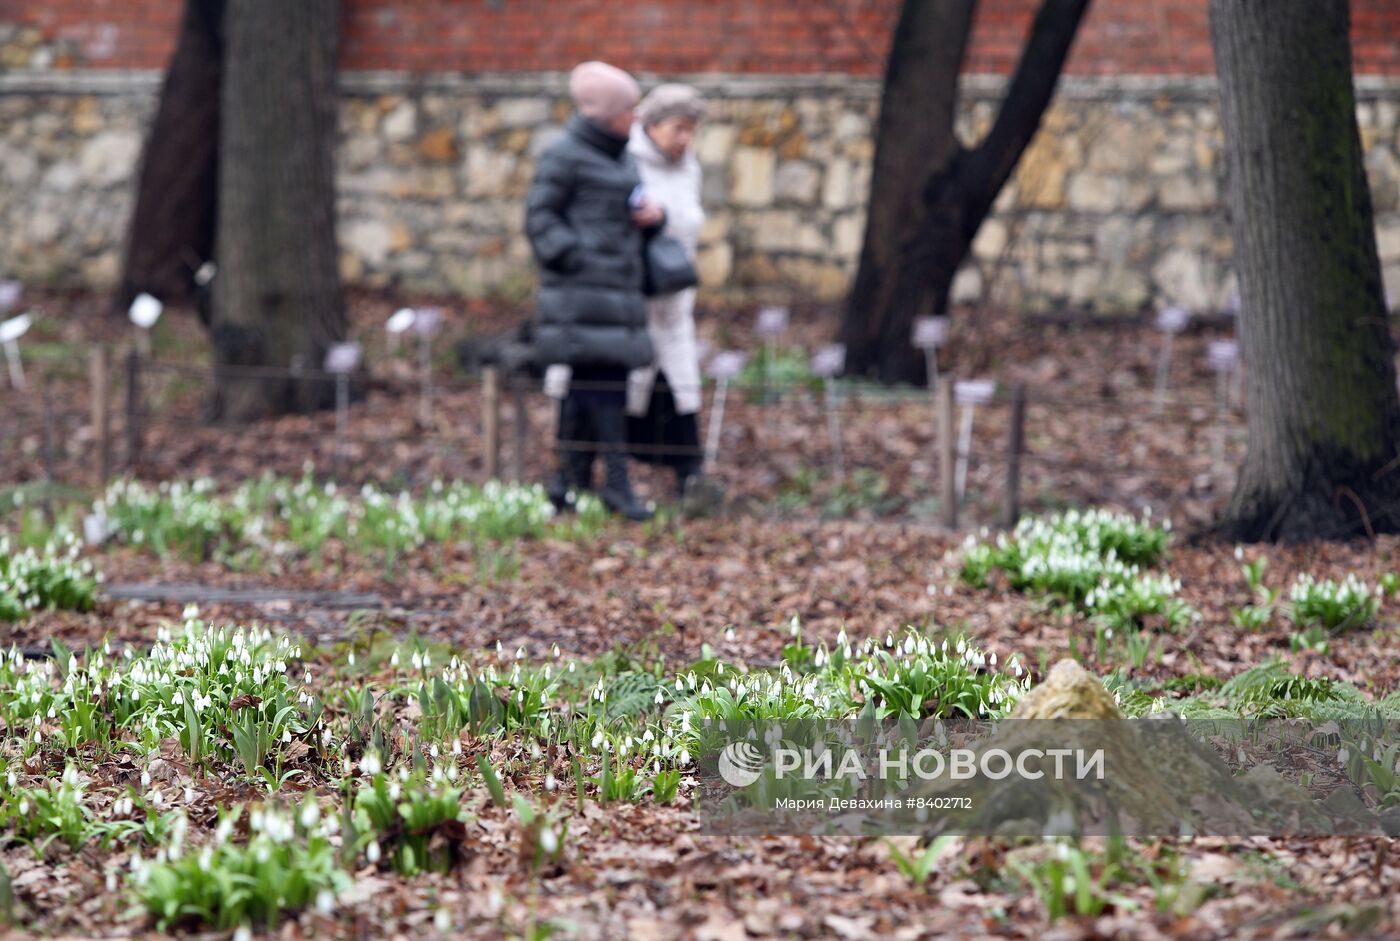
0;0;1396;76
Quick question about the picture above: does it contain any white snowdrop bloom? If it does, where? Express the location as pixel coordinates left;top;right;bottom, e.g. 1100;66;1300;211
299;802;320;829
234;926;252;941
348;651;356;667
316;889;337;915
366;840;382;863
434;908;451;933
539;826;559;855
360;751;383;777
390;651;400;667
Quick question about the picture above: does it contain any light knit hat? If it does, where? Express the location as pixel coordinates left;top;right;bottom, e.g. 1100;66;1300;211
637;83;707;127
568;61;641;121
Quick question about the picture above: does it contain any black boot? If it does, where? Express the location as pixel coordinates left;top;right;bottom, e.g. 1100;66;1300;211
595;406;652;522
546;398;591;512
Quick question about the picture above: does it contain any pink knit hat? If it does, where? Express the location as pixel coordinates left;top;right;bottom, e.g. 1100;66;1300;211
569;61;641;121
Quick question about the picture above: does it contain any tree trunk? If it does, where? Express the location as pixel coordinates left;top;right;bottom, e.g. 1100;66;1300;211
841;0;974;384
210;0;346;421
116;0;224;314
1211;0;1400;542
843;0;1091;384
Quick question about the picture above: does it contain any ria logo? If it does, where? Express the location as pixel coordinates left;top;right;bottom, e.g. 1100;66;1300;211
717;741;764;788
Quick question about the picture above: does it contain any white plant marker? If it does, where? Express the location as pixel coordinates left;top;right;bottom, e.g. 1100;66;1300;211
1152;304;1191;413
324;342;362;467
912;315;950;390
704;350;747;473
755;306;788;403
811;343;847;481
0;310;32;389
954;379;996;500
193;261;217;289
0;280;20;313
128;293;163;356
412;307;443;426
386;307;415;355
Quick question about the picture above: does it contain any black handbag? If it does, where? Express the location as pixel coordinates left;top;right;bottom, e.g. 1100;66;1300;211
642;233;699;297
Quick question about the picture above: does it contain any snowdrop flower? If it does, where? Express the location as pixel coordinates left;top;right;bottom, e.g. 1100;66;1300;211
539;826;559;855
360;751;383;777
299;802;320;829
366;840;382;863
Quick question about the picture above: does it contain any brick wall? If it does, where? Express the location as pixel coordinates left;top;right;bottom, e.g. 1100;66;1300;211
2;0;1398;77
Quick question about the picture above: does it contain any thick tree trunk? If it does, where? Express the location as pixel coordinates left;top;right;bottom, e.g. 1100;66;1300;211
1212;0;1400;542
116;0;224;314
841;0;973;384
210;0;346;421
843;0;1091;384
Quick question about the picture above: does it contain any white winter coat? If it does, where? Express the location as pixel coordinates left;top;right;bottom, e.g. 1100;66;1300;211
624;123;705;415
545;125;705;414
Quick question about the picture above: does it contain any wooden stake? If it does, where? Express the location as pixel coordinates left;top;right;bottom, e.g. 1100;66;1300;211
938;378;957;528
1003;383;1026;529
482;367;501;480
90;345;111;484
511;382;527;483
124;349;141;470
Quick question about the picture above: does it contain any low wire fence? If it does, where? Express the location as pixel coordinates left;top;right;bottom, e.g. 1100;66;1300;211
4;343;1247;529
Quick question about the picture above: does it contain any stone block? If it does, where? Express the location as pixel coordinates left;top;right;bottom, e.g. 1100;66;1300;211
774;160;820;204
730;147;775;206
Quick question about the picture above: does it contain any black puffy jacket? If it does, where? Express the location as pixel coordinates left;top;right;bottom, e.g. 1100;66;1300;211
525;114;657;370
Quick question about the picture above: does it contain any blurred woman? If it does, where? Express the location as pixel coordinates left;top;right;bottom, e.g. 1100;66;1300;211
526;61;663;521
625;84;716;504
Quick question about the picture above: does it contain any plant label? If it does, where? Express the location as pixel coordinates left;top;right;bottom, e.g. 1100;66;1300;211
810;343;846;379
755;306;789;338
1205;339;1239;372
0;312;32;344
707;350;748;380
128;293;163;330
912;316;949;350
411;307;443;338
324;342;362;375
1155;305;1190;334
386;308;416;334
955;379;996;406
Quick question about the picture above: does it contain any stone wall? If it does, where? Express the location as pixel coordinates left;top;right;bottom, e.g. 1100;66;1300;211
2;70;1400;312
